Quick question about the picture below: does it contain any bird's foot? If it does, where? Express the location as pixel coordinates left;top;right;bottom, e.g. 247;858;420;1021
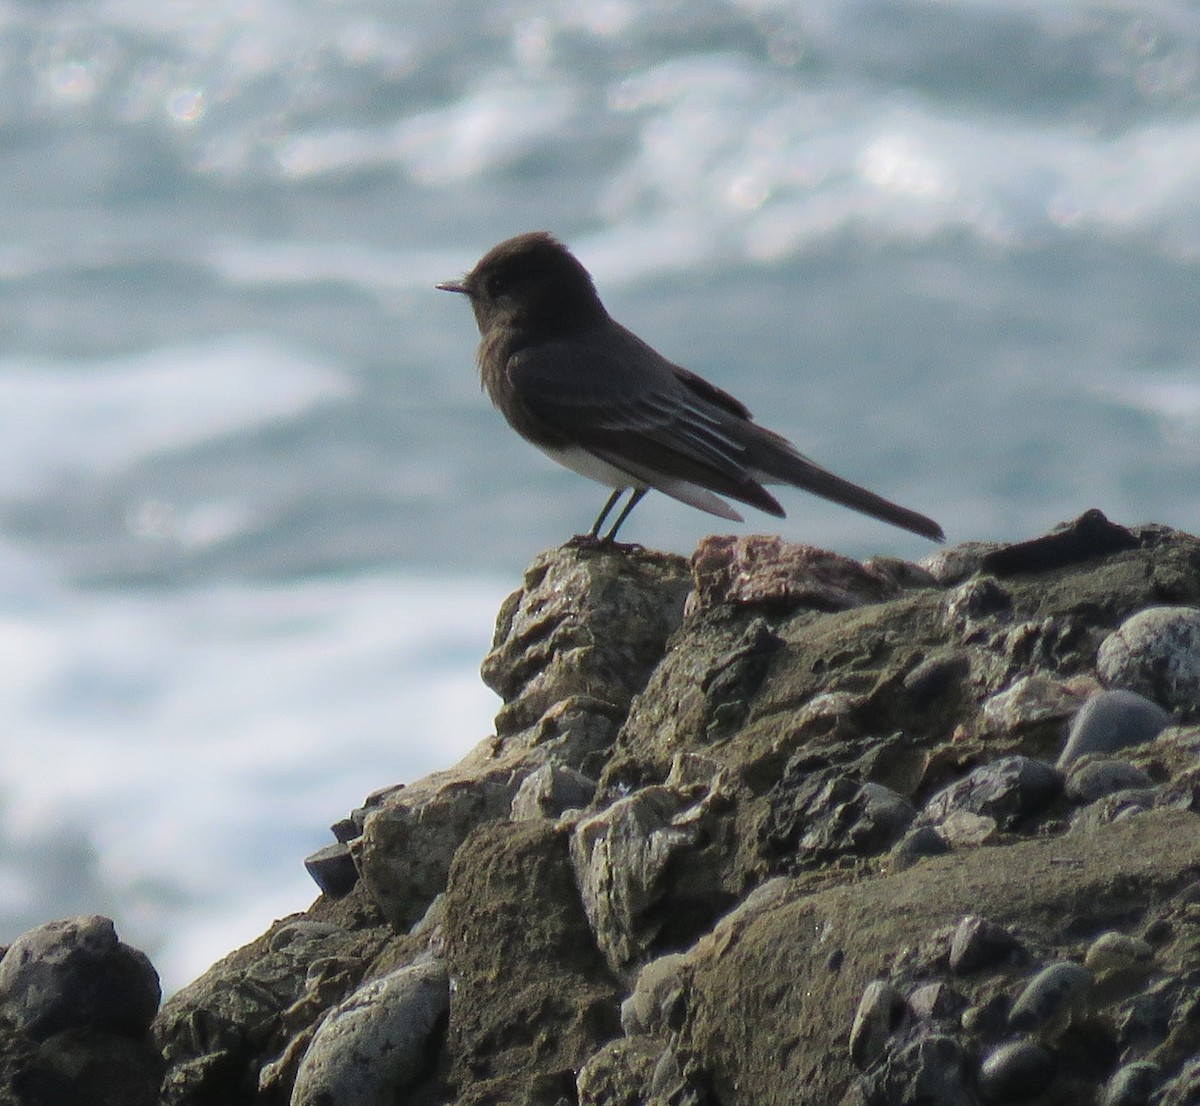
564;533;643;553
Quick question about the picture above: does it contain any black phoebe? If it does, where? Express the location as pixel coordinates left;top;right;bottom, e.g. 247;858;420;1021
438;232;944;544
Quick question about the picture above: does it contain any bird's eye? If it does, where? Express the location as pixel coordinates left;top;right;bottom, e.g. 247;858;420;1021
484;272;507;299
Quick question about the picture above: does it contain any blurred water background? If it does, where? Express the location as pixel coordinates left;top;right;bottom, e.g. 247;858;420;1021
2;0;1199;991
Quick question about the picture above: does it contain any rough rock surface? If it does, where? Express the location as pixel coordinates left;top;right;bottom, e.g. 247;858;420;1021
4;511;1200;1105
0;915;163;1105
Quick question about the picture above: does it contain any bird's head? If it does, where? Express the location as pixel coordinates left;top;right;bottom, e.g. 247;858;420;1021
437;231;608;336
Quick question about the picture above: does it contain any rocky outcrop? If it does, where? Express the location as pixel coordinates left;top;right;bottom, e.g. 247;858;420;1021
4;510;1200;1105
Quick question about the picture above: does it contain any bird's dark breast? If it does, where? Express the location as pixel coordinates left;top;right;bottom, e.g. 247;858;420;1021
477;327;570;449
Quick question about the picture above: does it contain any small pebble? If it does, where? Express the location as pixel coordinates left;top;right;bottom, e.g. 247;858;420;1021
305;843;359;898
960;994;1010;1036
903;652;968;709
849;980;909;1070
859;782;919;843
949;915;1020;975
918;756;1062;833
983;674;1084;732
510;763;597;821
908;982;968;1024
621;953;687;1037
890;826;950;870
1098;606;1200;714
945;576;1013;632
268;921;344;953
978;1039;1056;1103
938;810;999;848
1116;990;1173;1054
1100;1060;1162;1106
1085;932;1154;974
922;541;1002;585
1008;961;1093;1032
1065;758;1154;804
1058;690;1173;768
1070;789;1156;830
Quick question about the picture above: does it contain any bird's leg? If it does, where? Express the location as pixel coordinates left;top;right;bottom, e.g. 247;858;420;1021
588;488;625;539
601;488;646;542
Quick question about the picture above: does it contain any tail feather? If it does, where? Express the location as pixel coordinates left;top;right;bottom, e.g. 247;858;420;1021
755;445;945;542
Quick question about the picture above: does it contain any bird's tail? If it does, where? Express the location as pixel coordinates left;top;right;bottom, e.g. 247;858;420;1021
752;436;945;542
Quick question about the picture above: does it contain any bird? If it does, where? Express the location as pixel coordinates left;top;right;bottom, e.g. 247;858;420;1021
437;231;944;545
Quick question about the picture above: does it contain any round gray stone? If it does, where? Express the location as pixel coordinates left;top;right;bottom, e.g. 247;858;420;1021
0;915;160;1042
1065;757;1154;803
291;958;450;1106
978;1040;1056;1103
1008;960;1093;1032
1100;1060;1161;1106
1058;690;1173;768
1098;606;1200;714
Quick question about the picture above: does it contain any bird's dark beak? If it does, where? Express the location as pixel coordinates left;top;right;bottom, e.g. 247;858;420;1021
436;278;470;295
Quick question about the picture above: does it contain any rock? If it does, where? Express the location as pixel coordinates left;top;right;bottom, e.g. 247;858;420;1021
576;1036;662;1106
764;769;916;871
18;1030;165;1106
1158;1056;1200;1106
959;995;1010;1036
1100;1060;1162;1106
936;810;999;848
921;540;1005;586
85;520;1200;1106
358;766;518;930
1058;689;1174;767
977;1039;1056;1103
620;953;688;1036
982;674;1087;732
510;763;597;821
1070;788;1156;829
157;909;392;1105
1114;988;1173;1055
1098;606;1200;715
441;819;621;1102
979;509;1138;576
647;1044;707;1104
482;544;691;737
850;1032;971;1105
890;826;951;870
944;576;1013;634
917;756;1062;833
0;916;160;1042
1007;961;1093;1032
570;786;698;973
948;915;1021;976
907;982;968;1024
290;959;449;1106
903;652;969;709
1065;758;1154;803
694;617;783;741
304;842;359;898
1084;932;1154;975
689;535;910;615
848;980;909;1070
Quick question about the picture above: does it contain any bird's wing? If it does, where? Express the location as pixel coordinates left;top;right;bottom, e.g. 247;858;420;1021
505;330;784;516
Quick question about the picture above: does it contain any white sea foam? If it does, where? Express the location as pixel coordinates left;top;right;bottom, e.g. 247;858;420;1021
0;560;504;992
0;337;352;499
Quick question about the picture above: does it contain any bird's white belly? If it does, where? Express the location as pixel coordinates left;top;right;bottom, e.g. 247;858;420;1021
537;445;639;489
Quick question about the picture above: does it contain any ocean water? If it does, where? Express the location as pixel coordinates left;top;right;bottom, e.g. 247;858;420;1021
3;0;1199;991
